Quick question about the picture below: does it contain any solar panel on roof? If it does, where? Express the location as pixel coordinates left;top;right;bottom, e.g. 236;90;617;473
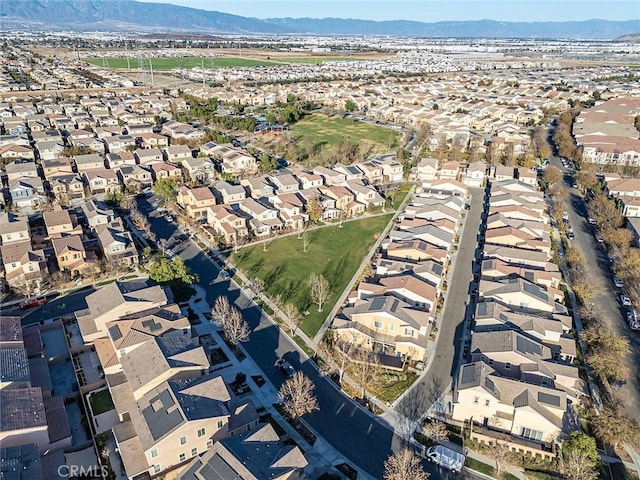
141;319;162;332
370;297;386;311
203;454;243;480
108;325;122;341
537;392;561;407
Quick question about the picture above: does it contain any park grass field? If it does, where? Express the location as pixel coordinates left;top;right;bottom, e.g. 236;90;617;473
231;214;393;337
83;56;278;70
291;114;401;148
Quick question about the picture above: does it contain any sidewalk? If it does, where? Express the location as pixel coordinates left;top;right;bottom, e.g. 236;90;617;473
186;284;377;480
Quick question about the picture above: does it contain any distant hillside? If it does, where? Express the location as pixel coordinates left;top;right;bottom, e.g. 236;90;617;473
264;17;640;39
0;0;638;39
616;32;640;42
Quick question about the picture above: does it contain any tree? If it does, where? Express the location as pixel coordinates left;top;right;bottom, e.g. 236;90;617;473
302;232;311;252
308;273;330;312
224;308;251;346
281;303;302;336
350;348;381;398
130;210;150;231
491;440;511;476
422;419;449;442
383;448;429;480
561;431;599;480
575;171;599;192
148;256;196;284
306;195;323;224
358;263;375;283
588;193;623;231
583;326;630;383
344;99;357;112
252;277;265;298
277;371;319;420
152;178;179;203
591;403;640;451
212;296;233;326
543;165;562;186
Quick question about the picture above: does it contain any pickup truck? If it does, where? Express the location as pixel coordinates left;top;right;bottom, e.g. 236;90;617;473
425;445;465;473
20;297;47;309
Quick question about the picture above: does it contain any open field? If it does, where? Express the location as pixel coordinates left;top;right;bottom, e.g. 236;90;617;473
83;56;279;70
231;215;393;336
291;114;401;148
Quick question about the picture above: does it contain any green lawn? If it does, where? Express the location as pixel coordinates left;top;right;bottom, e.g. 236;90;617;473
84;57;278;70
89;389;115;415
291;114;401;149
232;215;393;336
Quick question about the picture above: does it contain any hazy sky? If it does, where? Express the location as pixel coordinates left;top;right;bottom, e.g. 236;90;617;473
135;0;639;22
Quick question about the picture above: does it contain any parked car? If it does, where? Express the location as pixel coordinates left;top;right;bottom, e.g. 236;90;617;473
219;270;230;280
613;277;624;288
562;210;569;220
20;297;47;309
567;231;575;240
627;310;640;330
620;294;632;307
275;357;295;378
587;217;596;225
595;234;604;243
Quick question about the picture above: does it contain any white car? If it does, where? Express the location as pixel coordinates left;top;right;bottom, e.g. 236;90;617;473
587;217;596;225
620;294;632;307
613;277;624;288
595;235;604;243
219;270;230;280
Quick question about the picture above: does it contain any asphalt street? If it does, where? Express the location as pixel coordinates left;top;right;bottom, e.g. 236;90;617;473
394;187;485;421
6;193;485;480
550;156;640;418
140;195;488;479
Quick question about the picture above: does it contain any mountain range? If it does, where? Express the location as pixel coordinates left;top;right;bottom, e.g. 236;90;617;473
1;0;638;39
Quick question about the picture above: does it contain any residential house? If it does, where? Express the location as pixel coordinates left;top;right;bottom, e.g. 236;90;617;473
138;132;169;150
293;169;324;190
483;244;551;270
386;239;448;263
271;193;308;230
5;160;38;182
84;168;120;195
269;174;300;193
479;277;565;315
452;361;572;448
50;175;86;203
74;153;105;172
80;199;116;231
177;186;217;220
333;163;364;181
0;144;34;161
357;273;437;313
202;143;256;175
51;234;95;275
375;258;445;292
177;423;308;480
34;140;64;160
346;181;385;208
334;295;429;360
150;161;182;182
438;161;461;180
41;157;73;179
134;148;164;165
8;177;46;209
420;179;468;197
163;145;193;164
182;157;216;184
312;166;345;186
377;158;404;182
207;205;248;244
462;161;487;187
355;161;384;184
43;208;81;238
105;152;136;170
238;197;283;236
387;224;453;249
517;168;538;187
415;158;439;182
211;180;246;205
492;165;516;182
481;258;561;290
0;215;29;245
97;220;139;266
241;176;275;200
0;241;47;290
104;135;136;154
75;280;169;342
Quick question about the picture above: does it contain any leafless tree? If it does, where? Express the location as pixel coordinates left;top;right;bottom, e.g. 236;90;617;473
282;303;302;336
252;277;265;298
130;210;150;231
350;348;381;398
224;307;251;346
423;419;449;442
302;232;311;252
232;234;247;252
277;371;319;421
308;273;330;312
325;335;353;383
158;238;168;256
561;449;598;480
491;440;511;476
211;296;233;327
383;448;429;480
